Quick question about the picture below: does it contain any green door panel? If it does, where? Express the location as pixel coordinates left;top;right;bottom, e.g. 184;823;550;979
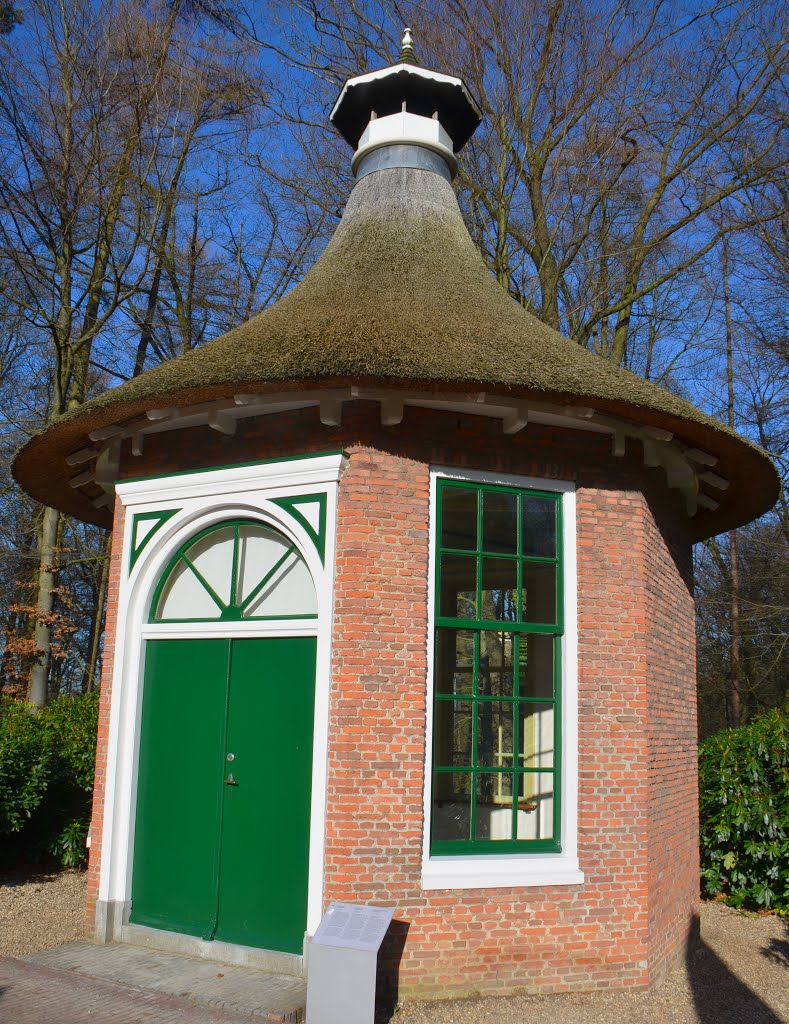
130;639;229;937
214;636;317;954
131;635;316;954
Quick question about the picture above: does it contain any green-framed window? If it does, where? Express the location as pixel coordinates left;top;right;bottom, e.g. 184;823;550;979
149;520;317;623
431;480;562;855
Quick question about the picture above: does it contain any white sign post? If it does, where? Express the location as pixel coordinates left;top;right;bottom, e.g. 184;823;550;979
306;902;395;1024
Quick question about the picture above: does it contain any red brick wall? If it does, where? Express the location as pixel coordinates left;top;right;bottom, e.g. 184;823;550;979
325;457;671;999
644;492;699;980
90;401;699;997
85;492;127;931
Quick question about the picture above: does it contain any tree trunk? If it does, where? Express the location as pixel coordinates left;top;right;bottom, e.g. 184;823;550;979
84;539;110;693
26;504;60;708
526;172;562;330
728;527;742;728
723;240;741;728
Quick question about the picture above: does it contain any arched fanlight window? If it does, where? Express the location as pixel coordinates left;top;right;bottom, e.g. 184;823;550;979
150;520;317;622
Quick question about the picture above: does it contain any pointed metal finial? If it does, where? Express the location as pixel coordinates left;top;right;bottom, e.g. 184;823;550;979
399;27;418;65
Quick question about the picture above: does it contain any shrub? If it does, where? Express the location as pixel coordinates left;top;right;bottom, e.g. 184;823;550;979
0;698;50;833
39;690;100;791
699;706;789;913
0;691;99;869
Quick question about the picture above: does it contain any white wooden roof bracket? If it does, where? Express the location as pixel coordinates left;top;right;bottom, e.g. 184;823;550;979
66;388;729;518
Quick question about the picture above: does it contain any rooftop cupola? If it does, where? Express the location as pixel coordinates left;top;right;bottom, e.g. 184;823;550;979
330;29;482;180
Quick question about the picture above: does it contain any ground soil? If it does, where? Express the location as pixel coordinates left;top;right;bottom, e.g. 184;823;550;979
0;868;87;958
1;869;787;1022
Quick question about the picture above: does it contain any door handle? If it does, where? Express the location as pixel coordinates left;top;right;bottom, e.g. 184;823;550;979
225;773;238;786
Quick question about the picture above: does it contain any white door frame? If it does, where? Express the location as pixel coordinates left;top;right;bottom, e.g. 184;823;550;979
94;454;346;952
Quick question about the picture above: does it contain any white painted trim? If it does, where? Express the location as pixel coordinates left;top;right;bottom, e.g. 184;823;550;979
421;465;584;890
351;111;456;175
140;621;319;640
98;455;345;946
421;856;583;890
76;391;715;521
116;454;346;509
330;63;482;122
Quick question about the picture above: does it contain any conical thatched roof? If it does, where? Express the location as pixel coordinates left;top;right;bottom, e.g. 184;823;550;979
13;165;778;537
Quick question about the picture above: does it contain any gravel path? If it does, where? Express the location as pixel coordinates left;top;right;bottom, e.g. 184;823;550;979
0;868;87;957
1;870;787;1023
392;902;789;1024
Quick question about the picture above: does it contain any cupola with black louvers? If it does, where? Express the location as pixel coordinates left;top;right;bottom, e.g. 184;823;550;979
330;29;482;180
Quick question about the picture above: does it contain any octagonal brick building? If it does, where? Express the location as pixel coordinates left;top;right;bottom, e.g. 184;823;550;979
13;40;778;1002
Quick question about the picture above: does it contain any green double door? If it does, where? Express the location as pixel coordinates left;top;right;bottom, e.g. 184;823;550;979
130;636;316;954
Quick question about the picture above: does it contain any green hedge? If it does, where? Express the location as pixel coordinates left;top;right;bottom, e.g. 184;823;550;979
699;706;789;913
0;692;99;868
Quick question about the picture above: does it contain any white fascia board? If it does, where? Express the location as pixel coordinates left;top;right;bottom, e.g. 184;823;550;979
330;64;482;122
116;454;346;509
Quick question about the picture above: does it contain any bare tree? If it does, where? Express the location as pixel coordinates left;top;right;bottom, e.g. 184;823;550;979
695;228;788;737
0;0;263;703
257;1;787;366
0;0;320;702
0;0;197;704
0;1;20;33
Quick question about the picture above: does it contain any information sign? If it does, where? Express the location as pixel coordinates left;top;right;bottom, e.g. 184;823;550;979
306;902;395;1024
312;902;394;951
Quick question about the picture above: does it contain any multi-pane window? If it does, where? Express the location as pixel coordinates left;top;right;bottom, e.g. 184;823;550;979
150;521;317;622
431;481;562;854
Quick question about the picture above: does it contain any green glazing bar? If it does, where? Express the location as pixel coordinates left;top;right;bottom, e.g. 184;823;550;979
431;838;561;856
238;544;296;614
182;555;228;615
556;497;565;630
229;525;240;609
440;546;557;565
516;491;523;625
439;480;560;500
435;693;555;705
433;766;548;775
475;490;482;620
155;612;318;625
435;616;561;633
512;632;521;839
553;634;563;845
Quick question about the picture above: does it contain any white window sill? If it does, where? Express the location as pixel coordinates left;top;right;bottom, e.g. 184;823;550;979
421;854;584;890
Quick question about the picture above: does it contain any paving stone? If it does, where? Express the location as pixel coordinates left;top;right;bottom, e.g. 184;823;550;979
5;942;305;1024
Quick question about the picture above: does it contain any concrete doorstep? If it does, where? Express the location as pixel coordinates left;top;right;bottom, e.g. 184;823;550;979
16;941;306;1023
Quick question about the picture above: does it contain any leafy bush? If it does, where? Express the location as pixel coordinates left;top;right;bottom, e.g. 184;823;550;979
0;692;99;868
699;706;789;913
50;817;92;869
39;690;100;792
0;698;50;833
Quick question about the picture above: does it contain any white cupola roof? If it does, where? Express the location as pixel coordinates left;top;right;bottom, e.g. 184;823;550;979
330;29;482;178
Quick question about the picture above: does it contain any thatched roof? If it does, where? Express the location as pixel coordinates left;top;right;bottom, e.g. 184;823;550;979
13;165;779;537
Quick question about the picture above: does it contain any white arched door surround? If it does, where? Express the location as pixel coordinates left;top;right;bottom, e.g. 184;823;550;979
94;454;345;959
